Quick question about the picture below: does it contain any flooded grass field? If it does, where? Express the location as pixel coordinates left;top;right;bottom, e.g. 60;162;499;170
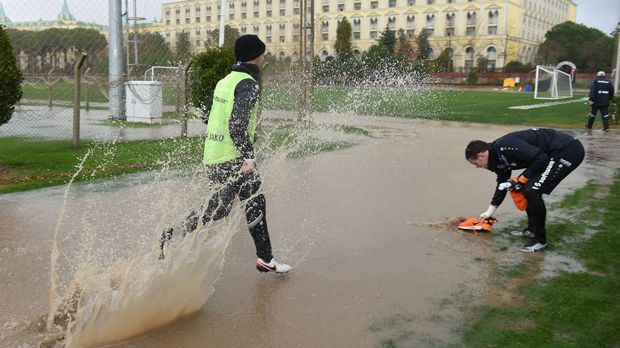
1;113;617;347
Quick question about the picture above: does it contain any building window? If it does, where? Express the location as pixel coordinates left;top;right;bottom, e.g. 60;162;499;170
371;1;378;9
466;27;475;36
488;26;497;35
408;0;415;5
166;20;170;25
353;18;361;31
406;29;415;37
370;17;378;30
323;5;329;12
353;32;361;40
338;3;344;11
196;17;201;23
370;30;377;39
321;20;329;33
354;2;361;10
446;28;455;36
322;33;328;41
426;14;435;28
446;13;455;27
426;28;434;36
266;24;273;35
387;16;396;30
427;0;435;4
488;10;499;25
406;15;415;29
266;36;272;43
466;11;477;26
176;18;180;25
486;47;497;68
241;26;247;33
389;0;397;7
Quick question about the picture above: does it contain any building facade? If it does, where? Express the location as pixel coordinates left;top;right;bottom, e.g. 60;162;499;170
154;0;576;70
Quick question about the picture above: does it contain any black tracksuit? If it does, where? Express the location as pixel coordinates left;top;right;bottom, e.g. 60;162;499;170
587;76;615;130
487;128;585;244
170;62;273;261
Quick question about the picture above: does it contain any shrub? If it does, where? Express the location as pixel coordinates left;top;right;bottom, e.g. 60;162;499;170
0;26;23;126
466;71;479;85
189;47;235;111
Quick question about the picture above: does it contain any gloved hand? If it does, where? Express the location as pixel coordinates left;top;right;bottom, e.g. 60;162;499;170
479;205;497;220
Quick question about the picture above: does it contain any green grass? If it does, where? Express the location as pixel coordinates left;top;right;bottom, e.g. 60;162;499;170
0;122;366;193
463;173;620;347
21;80;590;128
21;81;179;105
21;81;108;103
262;85;589;128
0;137;203;194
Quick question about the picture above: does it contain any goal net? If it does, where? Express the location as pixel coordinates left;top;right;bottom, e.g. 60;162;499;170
534;65;573;99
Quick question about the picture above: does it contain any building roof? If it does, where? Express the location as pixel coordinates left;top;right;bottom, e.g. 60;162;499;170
0;2;12;24
58;0;75;21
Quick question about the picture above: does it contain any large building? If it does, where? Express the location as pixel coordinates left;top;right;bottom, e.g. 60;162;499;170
155;0;576;70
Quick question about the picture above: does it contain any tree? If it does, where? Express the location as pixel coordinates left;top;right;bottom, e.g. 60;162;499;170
537;21;614;72
189;47;235;110
378;26;396;53
396;29;415;59
176;31;191;61
205;25;240;48
415;29;432;60
433;48;453;72
0;26;23;126
139;32;173;67
334;17;353;61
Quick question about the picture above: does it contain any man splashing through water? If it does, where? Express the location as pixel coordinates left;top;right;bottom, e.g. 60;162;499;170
161;35;290;273
465;128;584;252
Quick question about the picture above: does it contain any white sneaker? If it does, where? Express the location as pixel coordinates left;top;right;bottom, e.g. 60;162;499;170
519;242;547;252
510;229;535;238
256;257;291;273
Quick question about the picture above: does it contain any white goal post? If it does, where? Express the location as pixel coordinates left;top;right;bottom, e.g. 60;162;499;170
534;65;573;100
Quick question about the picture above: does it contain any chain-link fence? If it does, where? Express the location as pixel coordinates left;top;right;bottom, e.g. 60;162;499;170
0;0;203;142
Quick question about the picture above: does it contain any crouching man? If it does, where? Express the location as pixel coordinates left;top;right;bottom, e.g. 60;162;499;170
465;128;584;252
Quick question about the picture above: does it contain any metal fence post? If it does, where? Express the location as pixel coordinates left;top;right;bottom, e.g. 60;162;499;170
73;53;88;148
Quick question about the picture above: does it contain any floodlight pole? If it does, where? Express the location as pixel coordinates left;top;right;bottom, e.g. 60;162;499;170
219;0;227;47
109;0;125;120
614;21;620;92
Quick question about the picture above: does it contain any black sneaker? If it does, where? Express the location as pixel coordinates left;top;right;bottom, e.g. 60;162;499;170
510;229;535;238
519;242;547;252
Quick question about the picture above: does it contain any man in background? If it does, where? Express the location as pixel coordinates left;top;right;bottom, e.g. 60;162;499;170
587;71;614;131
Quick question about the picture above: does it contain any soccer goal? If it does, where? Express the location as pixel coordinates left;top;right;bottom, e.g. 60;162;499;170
534;65;573;99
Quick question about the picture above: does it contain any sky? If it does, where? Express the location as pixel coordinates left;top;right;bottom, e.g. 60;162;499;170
1;0;619;35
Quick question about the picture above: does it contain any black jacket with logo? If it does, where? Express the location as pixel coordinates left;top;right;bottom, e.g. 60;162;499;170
588;76;615;107
486;128;577;206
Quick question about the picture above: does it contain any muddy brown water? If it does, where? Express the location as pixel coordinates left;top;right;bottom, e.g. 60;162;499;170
1;115;618;347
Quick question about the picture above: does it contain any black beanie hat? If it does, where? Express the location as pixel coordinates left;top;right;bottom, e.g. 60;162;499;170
235;35;266;62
